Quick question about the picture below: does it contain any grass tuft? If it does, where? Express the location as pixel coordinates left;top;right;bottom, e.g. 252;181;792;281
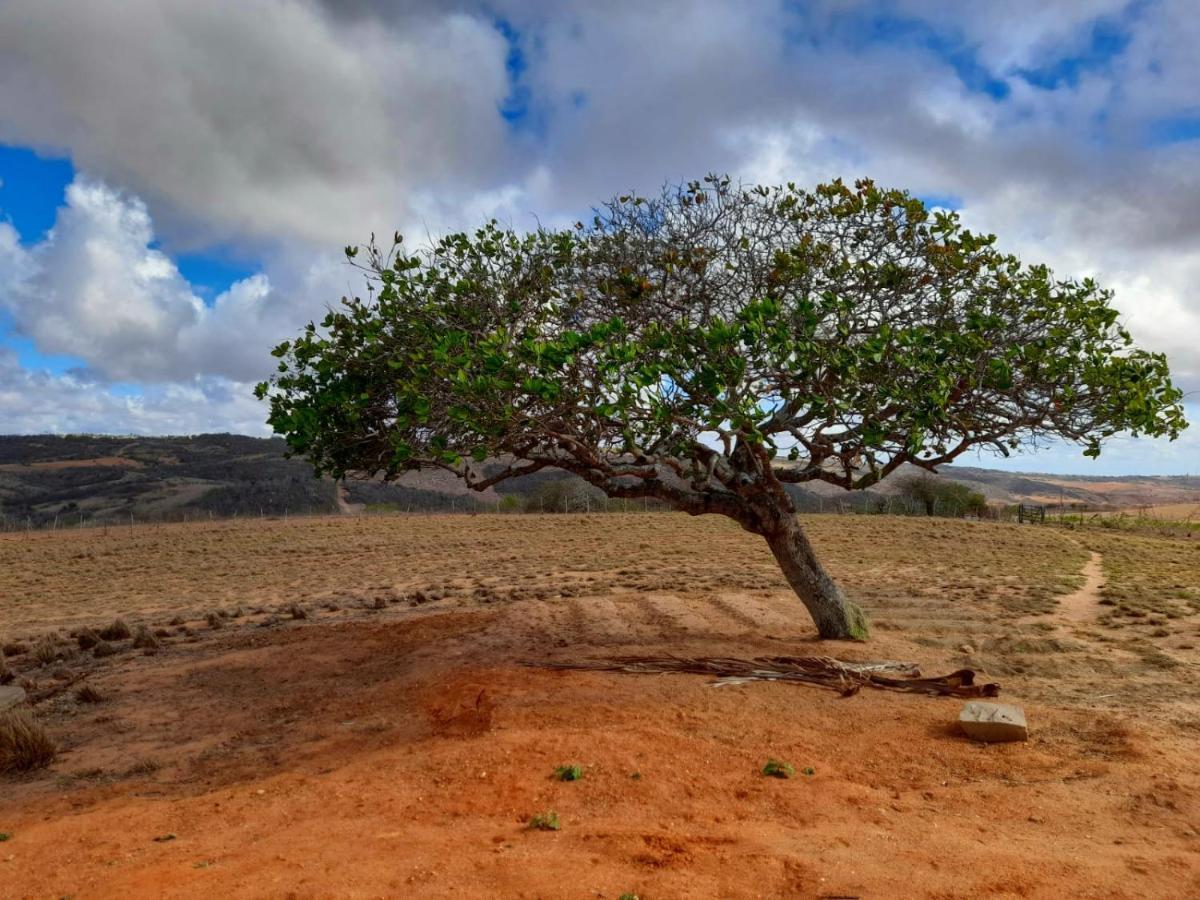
552;764;584;782
75;684;105;704
131;625;160;650
76;628;101;650
0;709;57;774
98;620;132;642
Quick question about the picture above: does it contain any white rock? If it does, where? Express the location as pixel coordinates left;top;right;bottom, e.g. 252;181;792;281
959;701;1028;742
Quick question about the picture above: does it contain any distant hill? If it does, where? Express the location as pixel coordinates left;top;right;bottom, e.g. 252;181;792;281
0;434;336;526
2;433;1198;527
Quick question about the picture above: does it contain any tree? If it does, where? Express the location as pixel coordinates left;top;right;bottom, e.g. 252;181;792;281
895;473;987;517
257;177;1186;639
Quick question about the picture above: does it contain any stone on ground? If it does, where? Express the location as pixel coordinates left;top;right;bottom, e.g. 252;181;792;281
0;685;26;712
959;701;1028;742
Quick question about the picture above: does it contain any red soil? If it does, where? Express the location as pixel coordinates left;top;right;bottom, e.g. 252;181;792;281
3;596;1198;899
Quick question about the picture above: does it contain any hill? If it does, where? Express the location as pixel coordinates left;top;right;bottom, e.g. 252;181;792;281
2;433;1199;527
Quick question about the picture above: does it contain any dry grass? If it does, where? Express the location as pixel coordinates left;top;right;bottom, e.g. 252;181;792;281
0;709;57;774
0;513;1089;634
1081;530;1200;634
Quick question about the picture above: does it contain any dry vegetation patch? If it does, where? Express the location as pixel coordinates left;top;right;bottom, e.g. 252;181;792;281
0;709;56;774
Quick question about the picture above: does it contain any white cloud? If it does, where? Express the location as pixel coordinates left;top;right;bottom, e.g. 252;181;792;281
1;177;341;384
0;347;269;435
0;0;516;250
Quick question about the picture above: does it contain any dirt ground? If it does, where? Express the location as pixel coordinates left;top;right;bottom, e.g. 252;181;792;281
1;513;1198;898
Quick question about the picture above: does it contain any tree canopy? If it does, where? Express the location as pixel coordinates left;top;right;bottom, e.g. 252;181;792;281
260;176;1184;507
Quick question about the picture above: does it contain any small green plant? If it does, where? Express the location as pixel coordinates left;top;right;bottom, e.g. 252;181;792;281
801;766;815;776
619;894;640;900
762;759;795;779
527;811;561;831
553;764;583;782
630;772;642;781
0;832;10;842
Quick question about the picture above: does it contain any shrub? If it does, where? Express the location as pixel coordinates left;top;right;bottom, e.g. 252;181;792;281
92;641;117;659
76;628;101;650
98;620;132;642
762;759;795;779
527;811;561;831
205;612;224;630
75;685;105;704
32;638;61;666
288;604;308;620
0;709;57;773
131;626;160;650
553;764;584;782
1;641;27;659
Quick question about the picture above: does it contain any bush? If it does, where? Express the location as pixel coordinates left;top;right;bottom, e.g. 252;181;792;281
527;811;561;831
75;685;105;704
76;628;101;650
32;638;61;666
92;641;117;659
0;709;57;774
0;655;12;685
98;620;132;641
895;474;988;518
552;764;584;782
131;626;160;650
762;759;795;779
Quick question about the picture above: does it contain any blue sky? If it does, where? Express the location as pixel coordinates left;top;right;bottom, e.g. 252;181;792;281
0;0;1198;474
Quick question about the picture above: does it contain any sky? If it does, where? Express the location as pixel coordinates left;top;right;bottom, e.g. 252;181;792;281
0;0;1198;475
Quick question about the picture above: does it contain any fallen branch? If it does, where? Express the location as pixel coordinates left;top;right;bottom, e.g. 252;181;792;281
524;655;999;698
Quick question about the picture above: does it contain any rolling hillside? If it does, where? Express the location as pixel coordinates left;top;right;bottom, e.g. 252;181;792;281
2;433;1198;527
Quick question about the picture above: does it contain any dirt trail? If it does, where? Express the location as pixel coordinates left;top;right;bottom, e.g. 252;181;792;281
1055;550;1105;626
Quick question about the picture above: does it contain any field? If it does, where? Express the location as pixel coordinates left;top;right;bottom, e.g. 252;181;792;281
1;513;1199;898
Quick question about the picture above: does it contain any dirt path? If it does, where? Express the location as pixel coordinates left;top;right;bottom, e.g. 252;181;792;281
1055;550;1105;626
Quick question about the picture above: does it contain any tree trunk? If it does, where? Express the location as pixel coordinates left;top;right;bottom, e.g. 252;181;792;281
761;513;869;640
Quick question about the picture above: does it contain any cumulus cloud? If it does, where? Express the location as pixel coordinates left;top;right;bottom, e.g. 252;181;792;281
0;178;332;384
0;347;269;435
0;0;516;250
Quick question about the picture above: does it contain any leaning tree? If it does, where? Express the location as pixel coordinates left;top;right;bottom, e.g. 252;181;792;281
258;177;1185;639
